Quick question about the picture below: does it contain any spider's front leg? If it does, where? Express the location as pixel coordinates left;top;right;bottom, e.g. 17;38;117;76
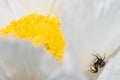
96;53;105;60
89;65;98;73
92;54;101;60
92;66;98;73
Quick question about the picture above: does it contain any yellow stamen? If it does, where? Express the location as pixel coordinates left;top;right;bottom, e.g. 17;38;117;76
0;13;65;62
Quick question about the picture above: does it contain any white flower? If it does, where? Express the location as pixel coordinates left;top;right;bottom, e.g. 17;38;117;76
0;0;120;80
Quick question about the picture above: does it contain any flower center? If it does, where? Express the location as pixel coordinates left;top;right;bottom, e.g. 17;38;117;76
0;13;65;62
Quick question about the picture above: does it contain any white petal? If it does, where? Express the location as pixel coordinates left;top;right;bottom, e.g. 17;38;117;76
98;48;120;80
60;0;120;79
0;0;63;27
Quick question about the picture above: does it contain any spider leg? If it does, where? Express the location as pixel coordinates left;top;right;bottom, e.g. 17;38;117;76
93;58;99;64
96;53;102;59
89;64;95;72
93;58;98;63
89;69;95;73
93;66;98;73
89;64;98;73
92;54;100;60
96;53;105;60
103;53;105;60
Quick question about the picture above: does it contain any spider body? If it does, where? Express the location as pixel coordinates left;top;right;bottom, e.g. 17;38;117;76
90;54;105;73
